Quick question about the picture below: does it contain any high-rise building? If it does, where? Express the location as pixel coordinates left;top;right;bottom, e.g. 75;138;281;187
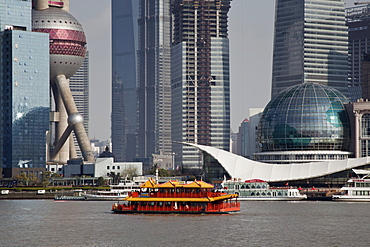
235;119;249;156
0;0;50;178
271;0;348;98
234;109;264;160
346;4;370;101
111;0;139;162
171;0;232;170
70;51;89;157
136;0;173;164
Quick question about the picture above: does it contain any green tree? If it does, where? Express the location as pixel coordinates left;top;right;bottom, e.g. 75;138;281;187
17;173;31;186
148;165;171;177
97;176;106;186
51;173;61;178
41;171;52;187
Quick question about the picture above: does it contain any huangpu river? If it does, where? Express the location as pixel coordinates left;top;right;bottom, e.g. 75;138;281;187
0;200;369;247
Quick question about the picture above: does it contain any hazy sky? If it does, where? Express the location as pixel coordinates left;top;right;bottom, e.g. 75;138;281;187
69;0;358;141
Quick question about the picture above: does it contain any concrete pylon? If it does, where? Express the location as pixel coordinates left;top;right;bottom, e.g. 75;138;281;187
51;75;94;162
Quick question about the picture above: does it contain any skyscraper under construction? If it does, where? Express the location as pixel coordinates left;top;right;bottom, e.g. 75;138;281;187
171;0;232;170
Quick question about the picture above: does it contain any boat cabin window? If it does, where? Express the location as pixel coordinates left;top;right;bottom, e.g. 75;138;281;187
246;185;250;189
353;191;370;195
241;185;245;189
235;185;239;190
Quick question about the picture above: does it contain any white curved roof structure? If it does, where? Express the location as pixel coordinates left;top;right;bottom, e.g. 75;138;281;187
184;143;370;182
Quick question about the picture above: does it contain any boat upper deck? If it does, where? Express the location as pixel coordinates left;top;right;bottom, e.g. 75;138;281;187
125;179;238;202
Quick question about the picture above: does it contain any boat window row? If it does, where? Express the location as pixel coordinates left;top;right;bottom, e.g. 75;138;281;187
128;201;206;207
352;191;370;196
354;183;370;187
234;184;267;190
239;191;288;196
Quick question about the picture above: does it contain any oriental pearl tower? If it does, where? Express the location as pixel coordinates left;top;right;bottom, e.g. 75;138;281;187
32;0;94;163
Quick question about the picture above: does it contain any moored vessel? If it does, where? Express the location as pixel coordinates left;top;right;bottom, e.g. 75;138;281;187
332;169;370;202
82;180;140;201
221;179;307;201
54;189;86;201
112;179;240;214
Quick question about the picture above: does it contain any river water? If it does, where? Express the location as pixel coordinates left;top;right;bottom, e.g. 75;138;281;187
0;200;369;247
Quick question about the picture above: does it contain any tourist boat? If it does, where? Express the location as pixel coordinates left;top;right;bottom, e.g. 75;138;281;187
112;179;240;214
221;179;307;201
332;169;370;202
82;180;141;201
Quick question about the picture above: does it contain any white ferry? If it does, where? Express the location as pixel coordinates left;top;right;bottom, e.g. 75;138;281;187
221;179;307;201
82;180;140;201
332;169;370;202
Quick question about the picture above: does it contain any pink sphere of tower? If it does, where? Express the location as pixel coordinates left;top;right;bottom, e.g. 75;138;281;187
32;7;86;81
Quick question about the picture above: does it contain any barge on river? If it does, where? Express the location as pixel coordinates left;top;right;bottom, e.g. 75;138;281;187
112;179;240;214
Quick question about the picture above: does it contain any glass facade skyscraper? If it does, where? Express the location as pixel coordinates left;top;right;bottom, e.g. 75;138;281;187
137;0;173;163
171;0;231;170
0;0;49;177
112;0;173;168
111;0;139;162
271;0;348;98
346;5;370;101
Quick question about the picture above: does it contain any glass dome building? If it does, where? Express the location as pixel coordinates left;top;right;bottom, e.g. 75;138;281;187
256;83;351;163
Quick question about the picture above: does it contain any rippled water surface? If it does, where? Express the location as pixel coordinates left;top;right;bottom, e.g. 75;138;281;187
0;200;369;246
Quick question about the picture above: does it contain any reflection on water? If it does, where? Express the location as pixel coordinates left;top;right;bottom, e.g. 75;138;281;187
0;200;369;246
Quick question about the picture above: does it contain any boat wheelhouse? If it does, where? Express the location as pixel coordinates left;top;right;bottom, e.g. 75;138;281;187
222;179;307;201
332;169;370;202
112;179;240;214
